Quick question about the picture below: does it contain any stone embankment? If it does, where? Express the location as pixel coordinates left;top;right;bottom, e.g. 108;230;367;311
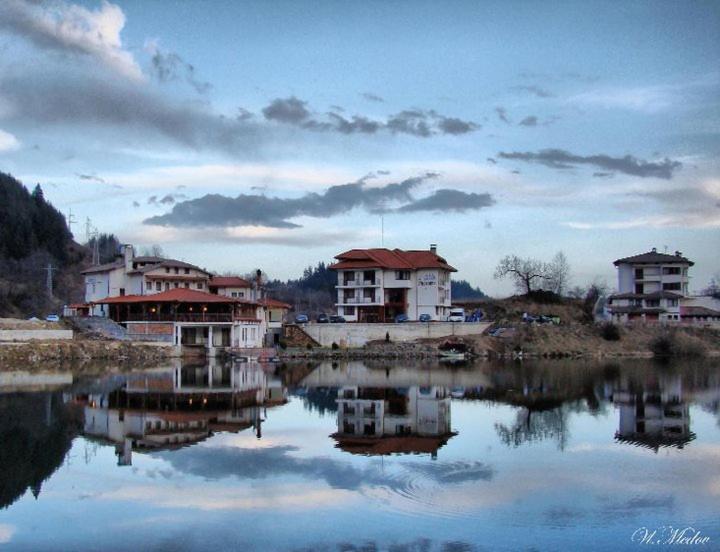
0;340;176;367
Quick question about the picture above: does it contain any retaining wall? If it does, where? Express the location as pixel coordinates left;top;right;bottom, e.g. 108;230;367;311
0;329;73;342
300;321;491;348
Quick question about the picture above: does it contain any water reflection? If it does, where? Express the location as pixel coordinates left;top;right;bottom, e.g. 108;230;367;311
0;358;718;551
69;361;287;465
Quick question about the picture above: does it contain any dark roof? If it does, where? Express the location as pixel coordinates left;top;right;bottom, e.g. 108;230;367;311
126;259;211;275
80;260;124;274
209;276;252;288
609;291;684;300
607;306;666;314
681;306;720;317
614;250;694;266
329;248;456;272
331;433;456;455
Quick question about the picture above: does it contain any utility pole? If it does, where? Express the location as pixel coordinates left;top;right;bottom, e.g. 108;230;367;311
43;264;57;297
66;209;76;235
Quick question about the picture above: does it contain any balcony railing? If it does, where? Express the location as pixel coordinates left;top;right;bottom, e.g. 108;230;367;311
340;279;378;287
341;297;377;304
126;313;235;323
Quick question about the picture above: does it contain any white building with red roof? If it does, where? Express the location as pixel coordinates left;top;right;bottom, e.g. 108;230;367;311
329;244;456;322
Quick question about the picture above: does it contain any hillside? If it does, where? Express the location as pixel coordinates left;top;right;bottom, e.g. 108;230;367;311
0;171;88;317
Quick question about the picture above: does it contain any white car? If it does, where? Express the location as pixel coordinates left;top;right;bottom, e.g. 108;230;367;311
45;314;60;322
448;309;465;322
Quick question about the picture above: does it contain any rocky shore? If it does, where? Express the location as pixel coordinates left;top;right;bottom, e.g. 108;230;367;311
0;340;176;367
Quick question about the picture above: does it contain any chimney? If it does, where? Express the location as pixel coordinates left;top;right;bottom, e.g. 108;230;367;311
675;250;682;257
430;243;437;254
651;247;657;253
122;244;134;272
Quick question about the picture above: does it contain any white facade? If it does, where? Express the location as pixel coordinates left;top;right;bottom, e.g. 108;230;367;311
335;267;453;322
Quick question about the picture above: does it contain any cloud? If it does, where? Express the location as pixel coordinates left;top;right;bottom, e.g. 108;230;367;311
494;106;510;124
155;444;493;491
262;96;311;124
0;524;15;545
132;201;140;208
394;189;495;213
361;92;384;103
0;0;142;80
146;42;212;94
143;172;495;228
0;128;20;151
518;116;538;127
498;149;682;179
77;173;105;184
0;70;262;156
144;173;438;228
261;97;478;137
512;85;555;98
593;172;613;178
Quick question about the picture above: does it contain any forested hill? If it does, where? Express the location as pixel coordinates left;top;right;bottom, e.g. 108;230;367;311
0;171;87;317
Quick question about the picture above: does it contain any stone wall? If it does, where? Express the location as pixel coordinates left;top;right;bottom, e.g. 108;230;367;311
299;321;491;348
125;322;174;342
0;329;73;342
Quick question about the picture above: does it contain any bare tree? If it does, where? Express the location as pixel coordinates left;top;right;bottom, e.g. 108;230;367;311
702;272;720;298
546;251;571;295
494;255;550;294
140;244;165;258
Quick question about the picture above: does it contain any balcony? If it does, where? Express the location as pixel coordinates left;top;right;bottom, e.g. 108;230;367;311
337;279;380;288
337;296;379;305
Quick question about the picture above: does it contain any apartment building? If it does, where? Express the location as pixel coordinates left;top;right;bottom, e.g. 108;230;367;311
329;245;456;322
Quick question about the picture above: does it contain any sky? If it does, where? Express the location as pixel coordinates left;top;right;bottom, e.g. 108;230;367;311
0;0;718;295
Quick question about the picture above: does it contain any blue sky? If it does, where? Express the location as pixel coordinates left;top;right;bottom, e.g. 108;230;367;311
0;0;718;294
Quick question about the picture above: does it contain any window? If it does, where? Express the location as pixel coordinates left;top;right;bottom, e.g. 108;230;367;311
344;306;355;316
146;281;152;290
343;271;355;285
663;267;681;275
155;282;162;291
197;283;203;290
645;299;660;308
635;283;643;294
184;283;190;288
667;299;678;307
184;268;190;274
395;270;411;280
165;282;170;290
174;282;179;288
635;268;644;279
119;288;125;296
165;267;170;273
238;291;244;297
231;292;238;297
363;270;375;284
363;289;374;301
174;267;179;274
663;282;681;291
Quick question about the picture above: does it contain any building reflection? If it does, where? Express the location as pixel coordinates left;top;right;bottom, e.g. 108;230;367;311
333;385;454;457
71;361;287;465
608;371;695;451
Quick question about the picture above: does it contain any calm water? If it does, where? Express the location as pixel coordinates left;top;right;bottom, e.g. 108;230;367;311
0;359;718;551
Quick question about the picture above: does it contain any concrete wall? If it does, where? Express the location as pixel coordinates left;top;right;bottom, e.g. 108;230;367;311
301;321;491;348
0;329;73;341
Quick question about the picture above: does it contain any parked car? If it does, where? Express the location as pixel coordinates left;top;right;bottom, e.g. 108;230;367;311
394;314;409;323
45;314;60;322
316;313;329;323
294;314;309;324
329;315;346;323
448;308;465;322
418;314;432;322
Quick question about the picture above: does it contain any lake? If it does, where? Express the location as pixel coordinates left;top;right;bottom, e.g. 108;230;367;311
0;359;718;551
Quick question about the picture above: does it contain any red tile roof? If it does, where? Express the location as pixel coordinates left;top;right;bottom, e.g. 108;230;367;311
96;288;253;304
209;276;252;288
329;248;456;272
258;297;291;309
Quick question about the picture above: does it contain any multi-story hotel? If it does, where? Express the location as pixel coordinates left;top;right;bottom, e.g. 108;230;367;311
329;245;456;322
607;248;692;323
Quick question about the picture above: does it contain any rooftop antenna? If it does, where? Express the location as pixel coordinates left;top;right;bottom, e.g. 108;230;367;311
663;245;668;253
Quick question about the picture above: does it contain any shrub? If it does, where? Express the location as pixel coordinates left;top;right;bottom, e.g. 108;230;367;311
649;331;706;358
600;322;620;341
331;342;339;350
